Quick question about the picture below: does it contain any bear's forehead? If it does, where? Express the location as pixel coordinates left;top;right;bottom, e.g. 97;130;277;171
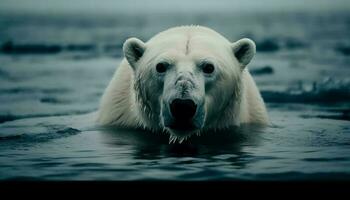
147;33;230;58
149;26;229;42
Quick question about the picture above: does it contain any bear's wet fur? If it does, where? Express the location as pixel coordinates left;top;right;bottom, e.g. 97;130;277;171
97;26;269;142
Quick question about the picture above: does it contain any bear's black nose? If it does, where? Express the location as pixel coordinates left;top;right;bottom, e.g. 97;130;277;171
170;99;197;121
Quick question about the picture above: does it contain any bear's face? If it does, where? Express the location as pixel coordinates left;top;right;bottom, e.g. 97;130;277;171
123;27;255;140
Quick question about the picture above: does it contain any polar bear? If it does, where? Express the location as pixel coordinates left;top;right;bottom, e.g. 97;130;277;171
97;26;268;142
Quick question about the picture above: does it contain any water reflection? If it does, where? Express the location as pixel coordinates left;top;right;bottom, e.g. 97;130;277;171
98;125;266;168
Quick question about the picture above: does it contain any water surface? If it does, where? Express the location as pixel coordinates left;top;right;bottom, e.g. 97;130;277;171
0;10;350;180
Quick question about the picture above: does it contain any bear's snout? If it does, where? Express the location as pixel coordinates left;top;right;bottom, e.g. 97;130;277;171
166;98;198;131
170;99;197;121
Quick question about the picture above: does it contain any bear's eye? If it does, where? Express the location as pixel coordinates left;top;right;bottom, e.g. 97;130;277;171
156;62;168;73
202;63;215;74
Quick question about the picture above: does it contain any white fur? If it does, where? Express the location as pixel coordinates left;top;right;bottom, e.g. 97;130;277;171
97;26;269;140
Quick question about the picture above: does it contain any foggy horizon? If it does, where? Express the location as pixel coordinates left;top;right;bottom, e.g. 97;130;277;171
1;0;350;15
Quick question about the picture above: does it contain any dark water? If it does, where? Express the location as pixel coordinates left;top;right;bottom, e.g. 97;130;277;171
0;10;350;180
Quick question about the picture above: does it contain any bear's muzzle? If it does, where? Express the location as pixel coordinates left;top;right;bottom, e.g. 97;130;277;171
169;98;197;130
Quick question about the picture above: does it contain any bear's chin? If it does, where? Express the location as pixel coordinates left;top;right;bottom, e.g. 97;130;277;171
166;128;200;144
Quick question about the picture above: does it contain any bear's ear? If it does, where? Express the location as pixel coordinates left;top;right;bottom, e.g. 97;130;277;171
231;38;256;69
123;37;146;69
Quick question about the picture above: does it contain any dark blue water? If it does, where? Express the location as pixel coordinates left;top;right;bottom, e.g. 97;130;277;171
0;10;350;180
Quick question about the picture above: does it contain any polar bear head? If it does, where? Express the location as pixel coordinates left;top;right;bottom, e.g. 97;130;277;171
123;26;256;141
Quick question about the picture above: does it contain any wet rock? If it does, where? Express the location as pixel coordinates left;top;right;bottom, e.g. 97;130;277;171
66;44;96;52
284;38;308;49
1;41;62;54
301;109;350;121
0;134;22;141
335;45;350;56
0;114;18;123
56;127;81;134
256;39;280;52
316;112;350;121
250;65;274;75
261;78;350;103
40;97;70;104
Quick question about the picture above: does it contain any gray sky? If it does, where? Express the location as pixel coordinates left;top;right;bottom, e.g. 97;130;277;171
1;0;350;15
